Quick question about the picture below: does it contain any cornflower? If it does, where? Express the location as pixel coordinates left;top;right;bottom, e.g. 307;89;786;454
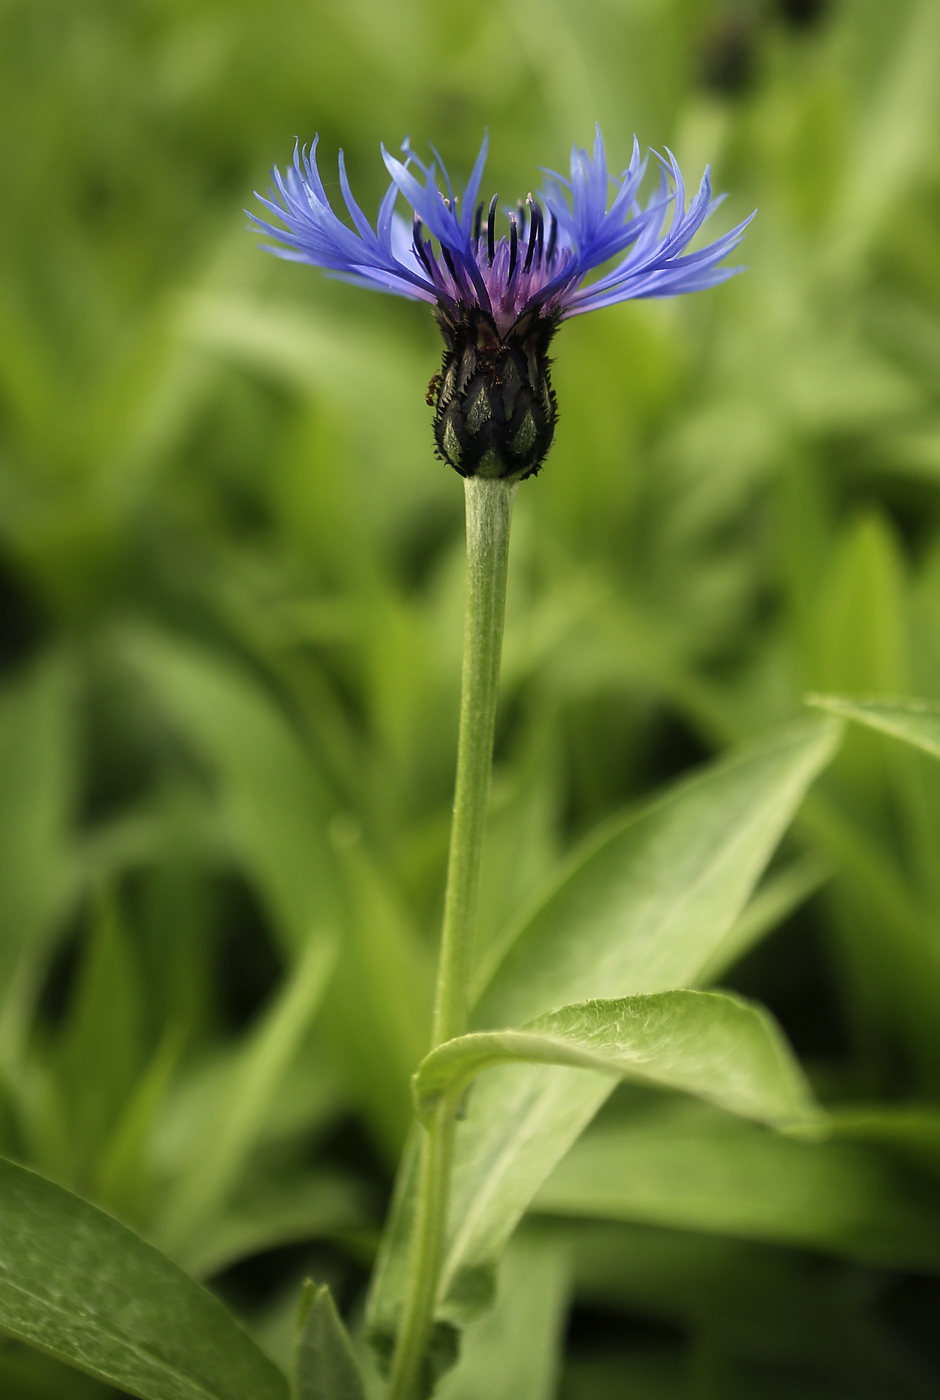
250;126;752;480
251;125;753;1400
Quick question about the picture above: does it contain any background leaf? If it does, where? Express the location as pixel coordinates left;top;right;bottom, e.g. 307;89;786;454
809;693;940;761
436;1232;569;1400
0;656;77;1052
292;1282;365;1400
156;933;337;1262
533;1093;940;1272
117;626;340;954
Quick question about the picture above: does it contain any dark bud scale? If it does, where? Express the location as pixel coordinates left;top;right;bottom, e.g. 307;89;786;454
431;305;559;481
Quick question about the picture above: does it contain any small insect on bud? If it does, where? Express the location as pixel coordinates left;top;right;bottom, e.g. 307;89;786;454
430;305;558;481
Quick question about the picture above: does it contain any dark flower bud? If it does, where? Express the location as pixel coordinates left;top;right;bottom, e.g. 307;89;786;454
431;305;558;481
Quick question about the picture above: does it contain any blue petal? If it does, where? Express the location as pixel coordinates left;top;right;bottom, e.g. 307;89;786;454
381;145;458;248
461;132;489;238
338;150;379;243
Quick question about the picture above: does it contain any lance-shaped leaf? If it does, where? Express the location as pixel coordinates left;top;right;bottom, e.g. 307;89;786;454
0;655;78;1006
292;1282;365;1400
533;1097;940;1270
368;718;840;1359
435;1232;568;1400
157;933;338;1261
411;991;816;1129
808;692;940;760
116;625;339;954
0;1155;287;1400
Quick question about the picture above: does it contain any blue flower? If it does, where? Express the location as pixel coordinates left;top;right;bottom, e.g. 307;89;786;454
250;127;752;480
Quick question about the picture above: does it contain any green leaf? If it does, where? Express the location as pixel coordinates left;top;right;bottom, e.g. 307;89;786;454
0;1154;287;1400
157;934;337;1261
96;1024;186;1225
292;1282;365;1400
412;991;816;1129
695;853;832;985
116;625;339;953
826;1103;940;1172
435;1233;568;1400
368;719;840;1351
0;655;77;1026
183;1173;374;1281
533;1096;940;1270
826;0;940;274
474;718;841;1030
560;1218;924;1394
318;843;433;1162
58;891;144;1186
807;693;940;761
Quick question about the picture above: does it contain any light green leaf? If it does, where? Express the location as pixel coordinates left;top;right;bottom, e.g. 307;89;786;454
292;1283;365;1400
809;516;908;702
412;991;815;1129
181;296;421;408
319;843;433;1161
183;1173;373;1281
0;1155;287;1400
58;892;144;1186
368;719;840;1352
116;625;339;953
157;934;337;1261
807;693;940;761
533;1097;940;1270
826;0;940;274
474;718;840;1030
696;853;832;985
826;1104;940;1172
96;1023;185;1225
0;655;77;1049
436;1233;568;1400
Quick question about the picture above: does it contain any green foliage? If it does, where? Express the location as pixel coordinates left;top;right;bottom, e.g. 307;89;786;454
436;1234;568;1400
0;1156;286;1400
534;1093;940;1269
367;721;835;1367
156;934;338;1264
810;693;940;759
411;990;815;1127
2;0;940;1396
292;1283;366;1400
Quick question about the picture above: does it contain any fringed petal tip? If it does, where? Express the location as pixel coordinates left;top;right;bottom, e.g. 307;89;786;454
250;125;752;322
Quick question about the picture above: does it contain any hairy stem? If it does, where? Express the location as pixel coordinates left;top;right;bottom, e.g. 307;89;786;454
387;475;516;1400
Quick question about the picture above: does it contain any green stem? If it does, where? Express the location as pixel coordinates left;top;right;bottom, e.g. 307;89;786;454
387;475;516;1400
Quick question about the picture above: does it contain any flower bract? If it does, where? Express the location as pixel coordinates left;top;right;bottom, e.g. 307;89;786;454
251;127;752;480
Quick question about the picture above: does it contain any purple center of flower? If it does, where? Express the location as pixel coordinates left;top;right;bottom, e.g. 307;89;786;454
414;193;574;338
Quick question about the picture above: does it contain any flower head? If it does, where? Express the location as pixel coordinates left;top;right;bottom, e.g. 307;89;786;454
251;127;752;480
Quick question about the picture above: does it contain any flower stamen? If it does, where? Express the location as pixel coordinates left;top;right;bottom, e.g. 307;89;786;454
523;198;540;275
486;193;498;266
545;209;558;265
413;217;436;279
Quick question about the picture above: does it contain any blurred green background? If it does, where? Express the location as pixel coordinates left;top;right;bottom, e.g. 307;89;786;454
3;0;940;1395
